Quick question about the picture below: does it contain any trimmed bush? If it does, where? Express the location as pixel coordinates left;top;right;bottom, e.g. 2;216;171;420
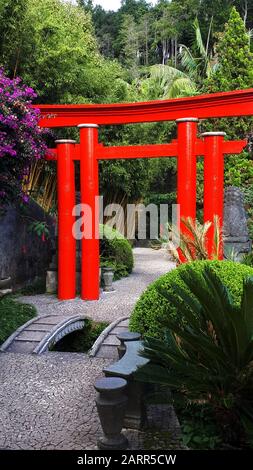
129;260;253;338
99;224;134;280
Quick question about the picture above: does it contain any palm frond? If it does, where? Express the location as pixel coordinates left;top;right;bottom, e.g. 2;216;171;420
178;44;198;77
166;77;197;98
193;17;206;58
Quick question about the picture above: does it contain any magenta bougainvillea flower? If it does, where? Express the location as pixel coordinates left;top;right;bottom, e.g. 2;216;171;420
0;68;47;208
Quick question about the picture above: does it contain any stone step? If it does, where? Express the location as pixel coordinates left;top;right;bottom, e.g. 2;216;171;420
103;335;121;346
15;331;46;342
119;319;129;327
35;316;65;325
110;326;129;335
96;345;119;360
25;324;53;332
6;340;39;353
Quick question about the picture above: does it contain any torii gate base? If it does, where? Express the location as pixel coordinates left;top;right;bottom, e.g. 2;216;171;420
39;89;252;301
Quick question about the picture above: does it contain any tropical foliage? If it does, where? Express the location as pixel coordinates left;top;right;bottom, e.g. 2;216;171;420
136;265;253;447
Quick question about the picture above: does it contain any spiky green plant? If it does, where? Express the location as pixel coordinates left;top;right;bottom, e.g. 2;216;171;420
241;251;253;267
168;216;221;262
136;266;253;447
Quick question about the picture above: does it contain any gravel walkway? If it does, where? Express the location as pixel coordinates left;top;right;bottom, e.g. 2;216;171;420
17;248;174;323
0;248;176;450
0;352;108;450
0;352;184;450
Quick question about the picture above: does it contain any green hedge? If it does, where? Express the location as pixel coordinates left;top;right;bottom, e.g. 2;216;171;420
0;296;36;345
129;260;253;338
99;224;134;280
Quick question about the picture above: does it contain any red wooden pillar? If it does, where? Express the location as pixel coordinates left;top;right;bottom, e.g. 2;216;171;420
55;139;76;300
202;132;226;259
176;118;198;234
78;124;100;300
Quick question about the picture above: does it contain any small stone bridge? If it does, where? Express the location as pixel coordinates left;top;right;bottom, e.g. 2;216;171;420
0;313;130;356
0;314;86;354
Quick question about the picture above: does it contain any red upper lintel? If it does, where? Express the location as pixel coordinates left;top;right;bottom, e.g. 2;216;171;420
36;88;253;128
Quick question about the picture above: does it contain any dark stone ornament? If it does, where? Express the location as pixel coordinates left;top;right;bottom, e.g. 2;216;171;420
117;331;141;359
94;377;128;450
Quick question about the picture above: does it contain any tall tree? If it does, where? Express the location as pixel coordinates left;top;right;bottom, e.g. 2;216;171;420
199;7;253;209
138;13;151;66
0;0;29;77
119;0;151;22
92;6;120;58
204;6;253;92
118;14;140;77
178;17;217;86
77;0;93;13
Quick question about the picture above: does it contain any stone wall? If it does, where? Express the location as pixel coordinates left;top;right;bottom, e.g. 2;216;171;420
0;200;55;288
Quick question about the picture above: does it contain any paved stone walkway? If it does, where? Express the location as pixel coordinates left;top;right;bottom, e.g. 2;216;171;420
0;248;176;450
0;352;108;450
17;248;174;324
1;248;173;357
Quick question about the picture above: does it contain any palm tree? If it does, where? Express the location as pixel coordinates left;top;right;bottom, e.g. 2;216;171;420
134;64;197;100
178;17;217;83
133;18;213;101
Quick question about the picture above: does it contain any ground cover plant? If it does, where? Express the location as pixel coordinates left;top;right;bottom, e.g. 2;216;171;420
0;295;36;345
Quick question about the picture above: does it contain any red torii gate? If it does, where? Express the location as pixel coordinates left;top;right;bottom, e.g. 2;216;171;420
35;88;253;301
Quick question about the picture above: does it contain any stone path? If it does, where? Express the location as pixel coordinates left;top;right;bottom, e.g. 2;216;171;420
17;248;174;325
0;352;109;450
0;248;176;450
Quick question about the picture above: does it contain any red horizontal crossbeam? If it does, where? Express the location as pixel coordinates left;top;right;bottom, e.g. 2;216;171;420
96;142;178;159
45;142;179;160
195;139;247;155
36;88;253;128
222;140;247;154
45;139;247;162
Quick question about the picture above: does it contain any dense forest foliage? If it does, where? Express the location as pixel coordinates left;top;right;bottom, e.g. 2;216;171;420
0;0;253;231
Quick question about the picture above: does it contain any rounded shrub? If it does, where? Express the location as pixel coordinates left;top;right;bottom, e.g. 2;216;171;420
129;260;253;338
99;224;134;279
